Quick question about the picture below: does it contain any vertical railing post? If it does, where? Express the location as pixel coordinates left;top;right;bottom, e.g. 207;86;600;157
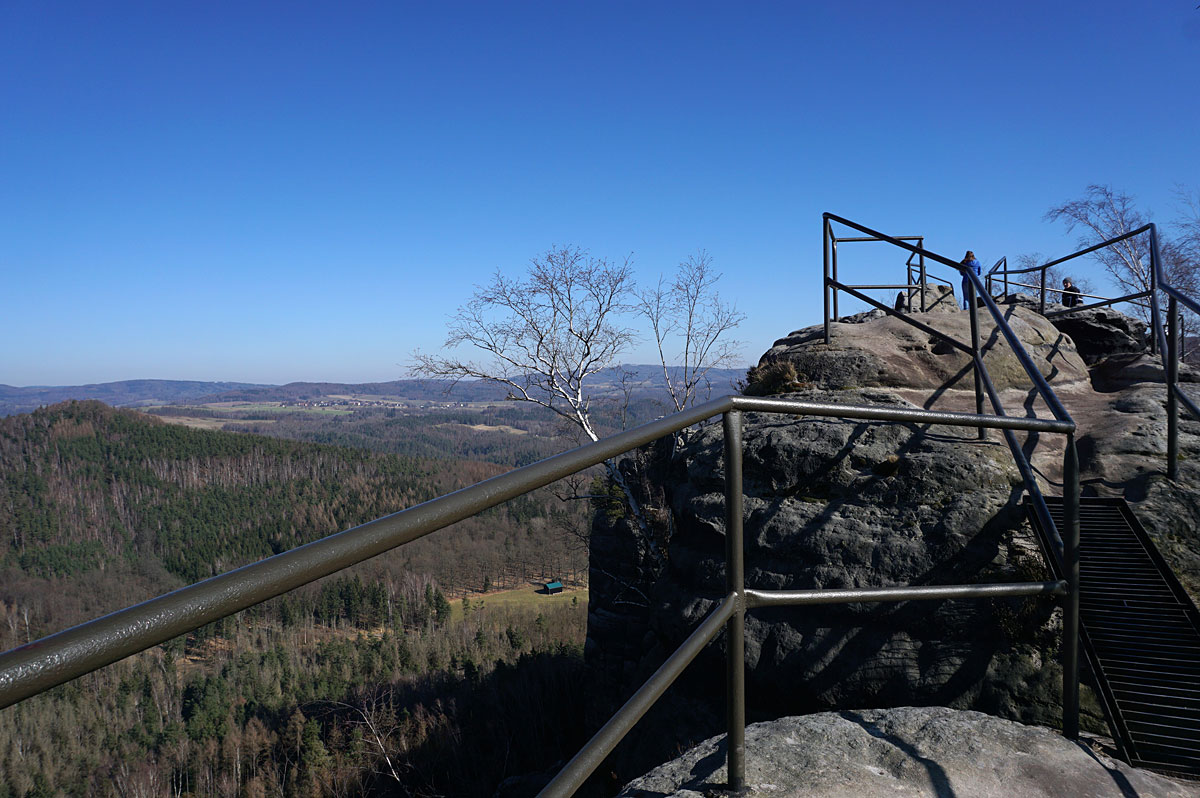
1168;295;1179;481
831;238;840;322
968;280;986;440
823;218;832;344
919;239;927;313
1062;434;1081;740
723;411;746;793
1149;225;1162;356
1004;261;1009;296
1039;267;1047;315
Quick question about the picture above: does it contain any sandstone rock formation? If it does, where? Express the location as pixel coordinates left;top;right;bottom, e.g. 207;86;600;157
619;707;1200;797
586;297;1200;784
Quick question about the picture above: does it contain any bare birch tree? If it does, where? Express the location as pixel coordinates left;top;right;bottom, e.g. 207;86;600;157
1010;253;1093;302
638;251;745;413
411;246;651;535
1046;184;1200;354
1045;185;1152;316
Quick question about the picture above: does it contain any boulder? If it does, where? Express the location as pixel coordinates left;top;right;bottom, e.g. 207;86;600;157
753;305;1089;395
1089;352;1200;392
619;707;1200;797
1050;307;1149;366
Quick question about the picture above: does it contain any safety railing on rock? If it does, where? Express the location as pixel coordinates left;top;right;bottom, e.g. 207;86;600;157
1;213;1086;797
822;213;1075;557
983;223;1200;482
0;393;1080;797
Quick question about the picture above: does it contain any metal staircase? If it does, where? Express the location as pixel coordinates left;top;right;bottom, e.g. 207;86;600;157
1032;497;1200;777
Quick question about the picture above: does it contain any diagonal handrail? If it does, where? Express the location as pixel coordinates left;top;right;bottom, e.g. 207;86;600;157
823;213;1074;425
985;221;1200;481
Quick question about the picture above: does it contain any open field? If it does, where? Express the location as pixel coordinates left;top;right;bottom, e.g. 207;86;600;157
436;422;530;435
450;585;587;623
151;415;278;430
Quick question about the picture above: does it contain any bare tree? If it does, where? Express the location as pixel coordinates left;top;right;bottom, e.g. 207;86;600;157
1010;253;1094;303
638;251;746;413
412;246;651;536
1046;184;1200;354
1045;185;1152;317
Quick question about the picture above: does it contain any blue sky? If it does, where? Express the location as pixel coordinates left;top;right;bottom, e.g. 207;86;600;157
3;1;1198;386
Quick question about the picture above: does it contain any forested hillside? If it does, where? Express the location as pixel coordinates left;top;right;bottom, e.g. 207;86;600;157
0;380;271;416
1;400;587;643
0;401;595;796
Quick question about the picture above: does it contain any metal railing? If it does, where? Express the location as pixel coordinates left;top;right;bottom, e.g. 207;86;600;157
822;214;1076;551
0;215;1085;797
984;223;1200;482
984;229;1158;330
823;231;928;313
0;396;1081;796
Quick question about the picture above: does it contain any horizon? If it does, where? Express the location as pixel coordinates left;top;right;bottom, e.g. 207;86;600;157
4;2;1199;386
1;362;750;392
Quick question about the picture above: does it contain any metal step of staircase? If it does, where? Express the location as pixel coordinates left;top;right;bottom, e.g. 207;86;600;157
1031;497;1200;778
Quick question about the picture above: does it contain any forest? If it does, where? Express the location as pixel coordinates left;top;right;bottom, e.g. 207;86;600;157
0;400;599;796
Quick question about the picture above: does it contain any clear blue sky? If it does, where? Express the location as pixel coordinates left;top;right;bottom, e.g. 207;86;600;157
3;1;1198;386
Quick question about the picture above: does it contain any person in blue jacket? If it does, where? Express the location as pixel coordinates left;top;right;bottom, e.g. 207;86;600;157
961;250;982;309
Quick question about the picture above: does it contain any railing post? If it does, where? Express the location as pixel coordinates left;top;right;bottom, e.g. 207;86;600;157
919;239;927;313
1149;226;1161;355
823;218;832;344
1062;434;1081;740
968;280;986;441
723;410;746;793
1168;296;1179;481
831;238;840;322
1039;267;1047;315
1004;262;1009;296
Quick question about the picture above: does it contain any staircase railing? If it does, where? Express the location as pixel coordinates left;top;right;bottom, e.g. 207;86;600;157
0;214;1085;797
985;223;1200;481
822;213;1077;556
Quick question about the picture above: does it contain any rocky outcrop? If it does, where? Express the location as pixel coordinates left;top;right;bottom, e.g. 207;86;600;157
754;304;1089;394
619;707;1200;797
586;299;1200;785
1048;306;1149;366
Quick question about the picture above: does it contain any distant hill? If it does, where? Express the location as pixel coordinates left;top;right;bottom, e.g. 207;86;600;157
0;379;270;416
193;365;747;404
194;379;509;403
0;366;749;416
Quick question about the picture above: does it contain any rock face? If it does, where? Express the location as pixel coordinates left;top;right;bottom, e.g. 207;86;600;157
619;707;1200;797
754;304;1089;394
587;299;1200;783
652;387;1059;718
1048;306;1149;366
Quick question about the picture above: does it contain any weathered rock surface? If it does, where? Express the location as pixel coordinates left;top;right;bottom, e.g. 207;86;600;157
586;299;1200;785
1049;306;1149;366
619;707;1200;798
756;305;1089;394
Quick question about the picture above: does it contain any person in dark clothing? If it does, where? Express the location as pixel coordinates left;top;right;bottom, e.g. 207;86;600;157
1062;277;1083;308
960;251;982;309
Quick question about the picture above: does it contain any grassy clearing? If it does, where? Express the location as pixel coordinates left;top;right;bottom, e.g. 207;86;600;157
221;402;353;415
450;585;587;623
155;416;277;431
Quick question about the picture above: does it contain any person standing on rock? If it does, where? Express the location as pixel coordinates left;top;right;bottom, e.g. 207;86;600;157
960;251;982;309
1062;277;1083;308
